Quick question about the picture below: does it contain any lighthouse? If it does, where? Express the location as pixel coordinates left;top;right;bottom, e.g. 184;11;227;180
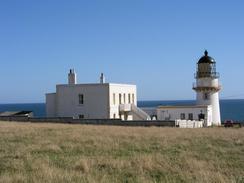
193;50;221;126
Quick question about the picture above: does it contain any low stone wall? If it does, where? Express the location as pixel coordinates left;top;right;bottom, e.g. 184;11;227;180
30;117;74;123
0;116;175;127
71;119;175;127
0;116;29;122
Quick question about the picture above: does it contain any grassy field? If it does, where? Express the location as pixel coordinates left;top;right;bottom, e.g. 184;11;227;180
0;121;243;183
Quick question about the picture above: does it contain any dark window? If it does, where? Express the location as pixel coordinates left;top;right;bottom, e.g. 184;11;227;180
203;93;209;100
113;93;116;105
79;114;84;119
79;94;84;104
180;113;185;120
119;94;122;104
188;113;193;120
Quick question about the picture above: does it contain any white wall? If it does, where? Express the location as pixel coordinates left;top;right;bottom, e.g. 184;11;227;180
108;84;137;120
46;93;56;117
175;120;203;128
196;78;221;125
157;106;212;126
46;83;137;120
196;78;219;88
55;84;109;118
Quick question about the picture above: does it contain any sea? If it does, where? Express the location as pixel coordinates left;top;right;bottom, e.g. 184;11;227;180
0;99;244;122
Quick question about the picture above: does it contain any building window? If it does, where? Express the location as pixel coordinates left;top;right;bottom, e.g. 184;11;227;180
119;94;122;104
79;94;84;104
113;93;116;105
132;94;135;104
188;113;193;120
79;114;84;119
203;93;209;100
128;94;131;103
123;93;126;104
180;113;185;120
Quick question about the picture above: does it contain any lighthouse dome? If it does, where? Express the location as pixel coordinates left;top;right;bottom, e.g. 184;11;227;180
198;50;215;64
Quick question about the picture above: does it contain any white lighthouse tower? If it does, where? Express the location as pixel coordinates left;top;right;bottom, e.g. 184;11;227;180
193;50;221;126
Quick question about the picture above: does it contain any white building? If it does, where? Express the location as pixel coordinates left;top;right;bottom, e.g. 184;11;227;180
157;105;212;127
157;50;221;126
46;70;150;120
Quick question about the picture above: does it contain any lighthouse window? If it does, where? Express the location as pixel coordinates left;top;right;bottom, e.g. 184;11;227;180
203;93;209;100
78;94;84;104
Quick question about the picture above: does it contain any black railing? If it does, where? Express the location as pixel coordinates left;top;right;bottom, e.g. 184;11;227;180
194;72;219;78
192;82;221;89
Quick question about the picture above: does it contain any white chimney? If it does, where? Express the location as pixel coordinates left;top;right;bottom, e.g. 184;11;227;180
68;69;77;85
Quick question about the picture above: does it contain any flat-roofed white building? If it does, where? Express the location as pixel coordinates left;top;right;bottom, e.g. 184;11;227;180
157;105;212;127
46;70;149;120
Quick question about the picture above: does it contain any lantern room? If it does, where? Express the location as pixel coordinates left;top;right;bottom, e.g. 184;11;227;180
195;50;219;78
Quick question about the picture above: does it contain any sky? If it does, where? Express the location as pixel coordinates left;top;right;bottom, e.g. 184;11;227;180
0;0;244;103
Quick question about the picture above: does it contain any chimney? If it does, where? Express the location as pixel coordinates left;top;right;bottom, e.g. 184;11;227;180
100;73;105;84
68;69;77;85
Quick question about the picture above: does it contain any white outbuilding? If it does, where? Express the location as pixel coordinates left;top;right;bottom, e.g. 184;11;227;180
156;105;212;127
46;70;150;120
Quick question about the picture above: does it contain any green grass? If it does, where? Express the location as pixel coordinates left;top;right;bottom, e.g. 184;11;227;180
0;121;243;183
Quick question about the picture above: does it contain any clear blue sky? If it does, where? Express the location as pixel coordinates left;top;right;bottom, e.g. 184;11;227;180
0;0;244;103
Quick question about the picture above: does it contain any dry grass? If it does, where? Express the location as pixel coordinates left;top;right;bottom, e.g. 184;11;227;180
0;121;243;183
